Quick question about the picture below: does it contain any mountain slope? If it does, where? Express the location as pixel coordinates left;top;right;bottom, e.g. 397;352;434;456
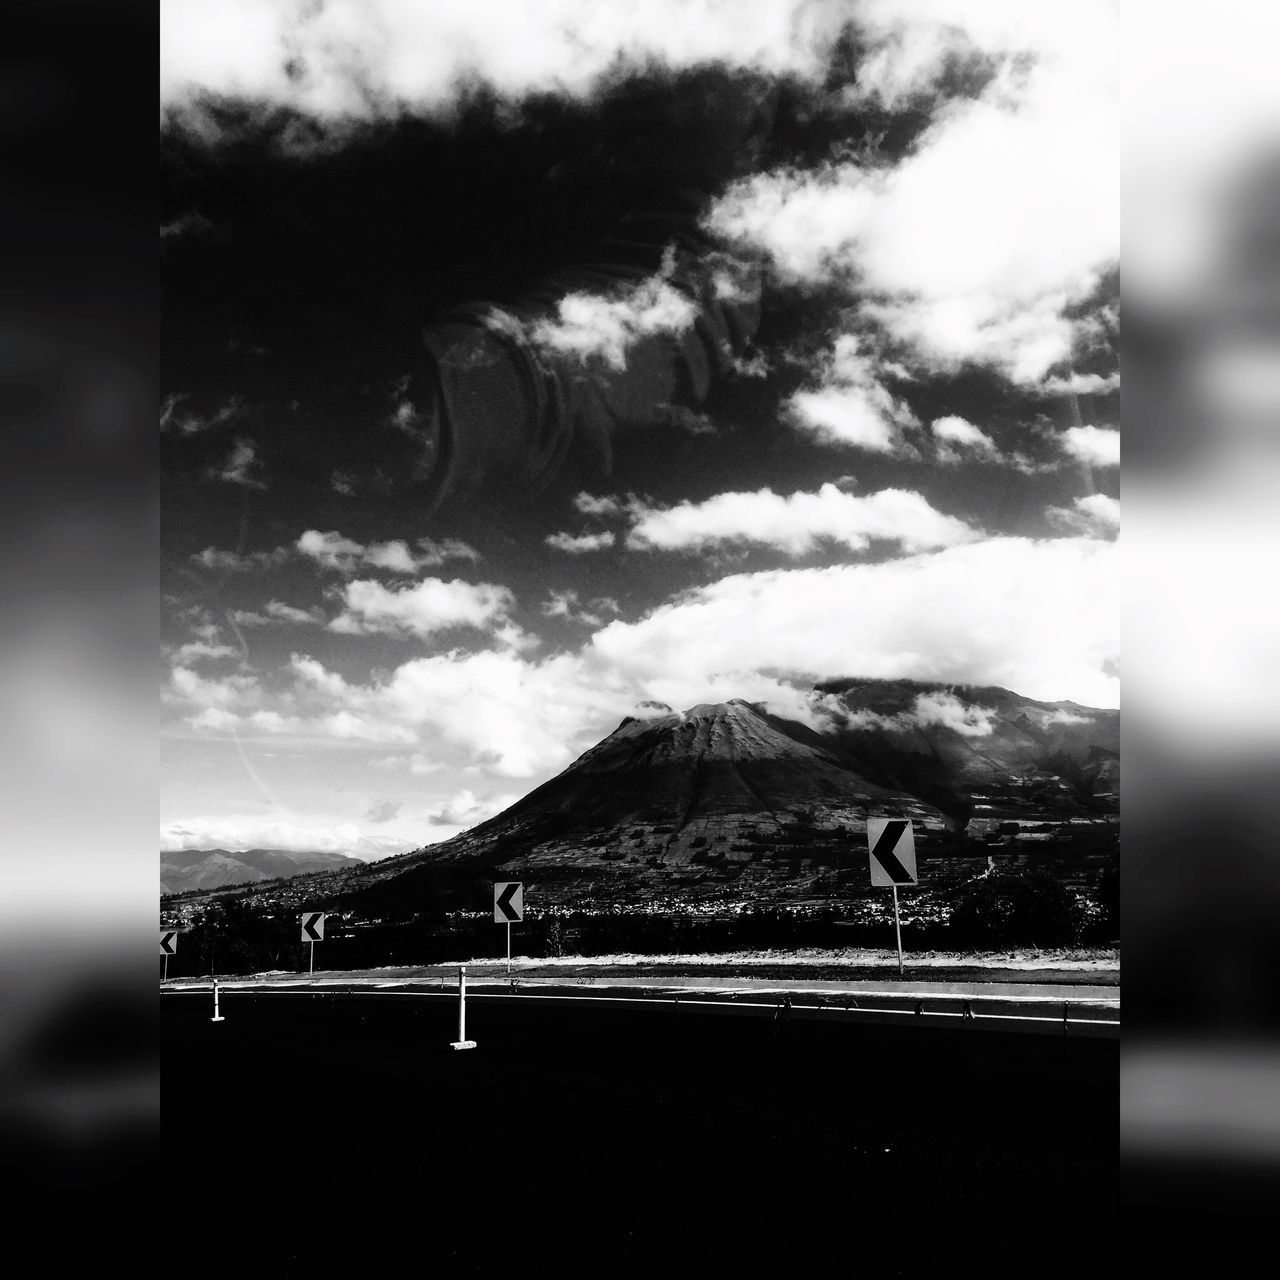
804;679;1120;826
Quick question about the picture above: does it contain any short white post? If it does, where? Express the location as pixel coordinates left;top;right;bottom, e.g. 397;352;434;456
891;885;904;978
211;979;225;1023
450;965;476;1050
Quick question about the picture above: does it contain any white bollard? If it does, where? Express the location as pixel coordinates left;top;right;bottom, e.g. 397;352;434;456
450;965;476;1050
211;979;225;1023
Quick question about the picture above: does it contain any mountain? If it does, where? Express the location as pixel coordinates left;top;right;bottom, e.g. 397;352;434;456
805;679;1120;828
161;847;365;896
169;682;1118;919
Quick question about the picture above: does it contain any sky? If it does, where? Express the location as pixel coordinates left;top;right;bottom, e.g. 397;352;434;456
160;0;1119;859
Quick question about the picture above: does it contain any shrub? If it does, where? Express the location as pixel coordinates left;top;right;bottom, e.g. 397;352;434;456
947;868;1082;947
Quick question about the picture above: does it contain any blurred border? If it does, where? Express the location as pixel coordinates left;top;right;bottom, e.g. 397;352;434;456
1124;0;1280;1228
1;0;157;1203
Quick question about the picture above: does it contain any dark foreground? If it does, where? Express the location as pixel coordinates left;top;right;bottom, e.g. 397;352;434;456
161;991;1116;1275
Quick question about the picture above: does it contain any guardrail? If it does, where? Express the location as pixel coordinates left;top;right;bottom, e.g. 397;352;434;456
162;979;1118;1039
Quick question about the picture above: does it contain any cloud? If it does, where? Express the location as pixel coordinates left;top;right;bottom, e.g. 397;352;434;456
1059;425;1120;468
161;393;243;436
297;529;481;574
161;0;844;121
159;816;410;859
624;483;976;555
1039;371;1121;397
826;691;997;739
424;789;515;827
1028;706;1095;728
524;255;698;370
910;691;996;737
705;7;1118;384
192;545;291;573
1047;493;1120;538
172;640;239;664
365;799;402;824
331;470;357;495
930;415;1002;465
232;601;325;627
541;590;621;627
590;536;1119;710
210;438;266;488
327;577;519;640
546;530;616;553
370;753;444;776
573;493;626;517
786;335;919;453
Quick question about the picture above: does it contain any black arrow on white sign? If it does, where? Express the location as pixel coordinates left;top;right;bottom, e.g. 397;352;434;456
160;931;177;955
495;883;522;922
869;820;915;884
302;912;324;942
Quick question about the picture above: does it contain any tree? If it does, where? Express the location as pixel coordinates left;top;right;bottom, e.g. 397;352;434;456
947;868;1082;947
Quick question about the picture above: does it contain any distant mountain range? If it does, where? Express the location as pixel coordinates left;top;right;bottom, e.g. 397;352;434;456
161;847;365;896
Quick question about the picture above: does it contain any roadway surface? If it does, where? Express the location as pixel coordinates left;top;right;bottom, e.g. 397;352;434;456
161;985;1117;1275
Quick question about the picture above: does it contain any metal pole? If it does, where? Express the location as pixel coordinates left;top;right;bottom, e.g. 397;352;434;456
892;885;904;977
310;939;314;976
507;921;511;974
163;954;168;983
451;964;475;1049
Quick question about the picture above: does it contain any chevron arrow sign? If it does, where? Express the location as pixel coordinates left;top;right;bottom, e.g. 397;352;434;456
494;882;524;923
867;818;918;886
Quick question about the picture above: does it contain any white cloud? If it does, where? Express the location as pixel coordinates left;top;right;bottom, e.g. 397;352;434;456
168;533;1116;786
173;640;239;663
525;257;698;370
573;492;626;517
1060;425;1120;468
910;691;996;737
297;529;481;575
370;753;444;776
232;601;326;628
370;649;632;777
327;577;521;642
159;816;411;859
541;590;622;628
162;393;243;436
1039;371;1121;397
930;415;1002;465
625;483;976;555
1048;493;1120;538
297;529;366;571
168;665;260;714
546;530;616;554
786;335;918;453
192;546;290;574
706;6;1118;385
590;536;1119;710
425;788;517;827
211;438;265;488
161;0;843;120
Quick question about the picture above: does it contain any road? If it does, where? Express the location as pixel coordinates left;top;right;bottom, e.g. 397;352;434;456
161;985;1117;1274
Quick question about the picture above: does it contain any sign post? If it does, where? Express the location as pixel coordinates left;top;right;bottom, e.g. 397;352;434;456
493;883;524;974
867;818;919;978
301;912;325;974
159;929;179;982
